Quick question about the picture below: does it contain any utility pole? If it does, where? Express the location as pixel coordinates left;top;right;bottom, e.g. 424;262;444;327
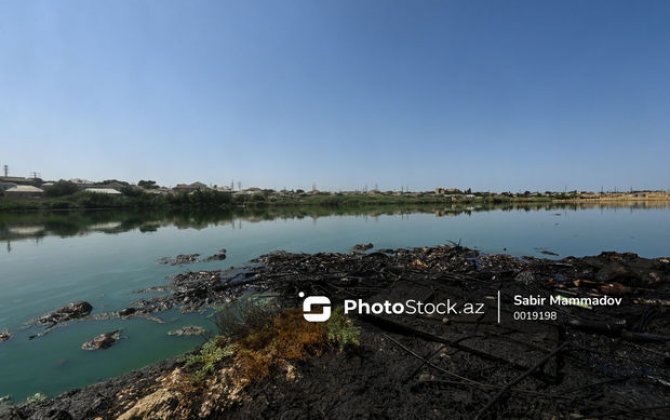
3;165;7;177
30;171;40;179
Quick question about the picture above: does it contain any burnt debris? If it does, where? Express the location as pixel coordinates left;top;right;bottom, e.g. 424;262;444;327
10;244;670;419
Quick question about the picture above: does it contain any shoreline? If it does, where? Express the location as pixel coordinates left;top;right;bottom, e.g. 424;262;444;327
4;244;670;419
1;190;669;212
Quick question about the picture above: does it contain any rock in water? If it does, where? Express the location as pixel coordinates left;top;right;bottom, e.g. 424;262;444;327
0;330;10;342
167;325;207;336
118;307;137;317
81;330;121;351
39;301;93;326
352;243;374;253
158;254;200;265
204;249;227;262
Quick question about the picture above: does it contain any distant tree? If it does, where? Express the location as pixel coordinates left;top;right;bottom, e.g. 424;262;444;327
45;180;79;197
138;180;158;189
30;178;44;187
121;185;143;197
101;179;130;186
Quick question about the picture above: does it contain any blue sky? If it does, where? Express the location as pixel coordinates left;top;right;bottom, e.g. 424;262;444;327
1;0;669;191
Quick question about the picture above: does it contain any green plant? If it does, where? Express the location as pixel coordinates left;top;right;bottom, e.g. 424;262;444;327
326;307;361;351
185;338;236;381
44;180;79;197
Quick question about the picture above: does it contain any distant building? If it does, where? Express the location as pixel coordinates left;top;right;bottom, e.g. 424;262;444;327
233;187;260;194
435;187;463;195
69;178;95;187
145;187;170;195
0;176;29;185
83;188;121;195
4;185;44;197
95;181;127;191
173;182;209;193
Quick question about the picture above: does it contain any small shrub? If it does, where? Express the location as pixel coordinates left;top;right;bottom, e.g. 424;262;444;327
189;304;361;384
44;180;79;197
185;339;236;382
235;307;361;381
214;294;278;339
326;307;361;352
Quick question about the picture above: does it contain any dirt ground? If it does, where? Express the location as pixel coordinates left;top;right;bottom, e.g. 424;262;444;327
7;245;670;419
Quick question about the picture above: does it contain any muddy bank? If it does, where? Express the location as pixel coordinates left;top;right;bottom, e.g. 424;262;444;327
6;244;670;419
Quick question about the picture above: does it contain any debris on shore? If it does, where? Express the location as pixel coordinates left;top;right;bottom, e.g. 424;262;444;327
168;326;207;337
351;242;374;253
203;249;227;262
158;253;200;265
37;301;93;327
10;244;670;419
81;330;122;351
158;249;228;265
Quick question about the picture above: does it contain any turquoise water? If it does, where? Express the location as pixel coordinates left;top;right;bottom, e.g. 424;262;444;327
0;205;669;401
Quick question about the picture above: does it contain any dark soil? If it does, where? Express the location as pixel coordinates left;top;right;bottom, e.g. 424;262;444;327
6;244;670;419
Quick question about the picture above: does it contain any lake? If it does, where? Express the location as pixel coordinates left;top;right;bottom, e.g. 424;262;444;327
1;203;669;401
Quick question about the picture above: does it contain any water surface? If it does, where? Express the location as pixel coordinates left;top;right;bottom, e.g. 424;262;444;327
1;204;669;400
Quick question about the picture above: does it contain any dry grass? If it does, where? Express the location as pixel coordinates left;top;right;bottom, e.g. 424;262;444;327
235;308;328;380
159;309;360;418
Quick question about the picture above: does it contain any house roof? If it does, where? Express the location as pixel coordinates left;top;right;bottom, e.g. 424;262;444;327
83;188;122;195
5;185;44;193
69;178;94;184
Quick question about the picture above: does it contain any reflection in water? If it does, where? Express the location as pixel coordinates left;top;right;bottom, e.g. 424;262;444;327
1;201;669;251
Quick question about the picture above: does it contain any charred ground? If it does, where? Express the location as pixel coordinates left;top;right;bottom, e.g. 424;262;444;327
6;244;670;419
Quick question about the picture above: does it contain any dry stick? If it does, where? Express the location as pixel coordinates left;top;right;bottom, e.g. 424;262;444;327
590;404;670;419
383;333;486;386
415;379;572;400
359;313;557;382
385;334;572;401
402;343;446;384
474;342;569;420
560;377;630;394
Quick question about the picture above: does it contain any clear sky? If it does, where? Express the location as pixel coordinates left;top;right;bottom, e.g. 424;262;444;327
1;0;669;191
